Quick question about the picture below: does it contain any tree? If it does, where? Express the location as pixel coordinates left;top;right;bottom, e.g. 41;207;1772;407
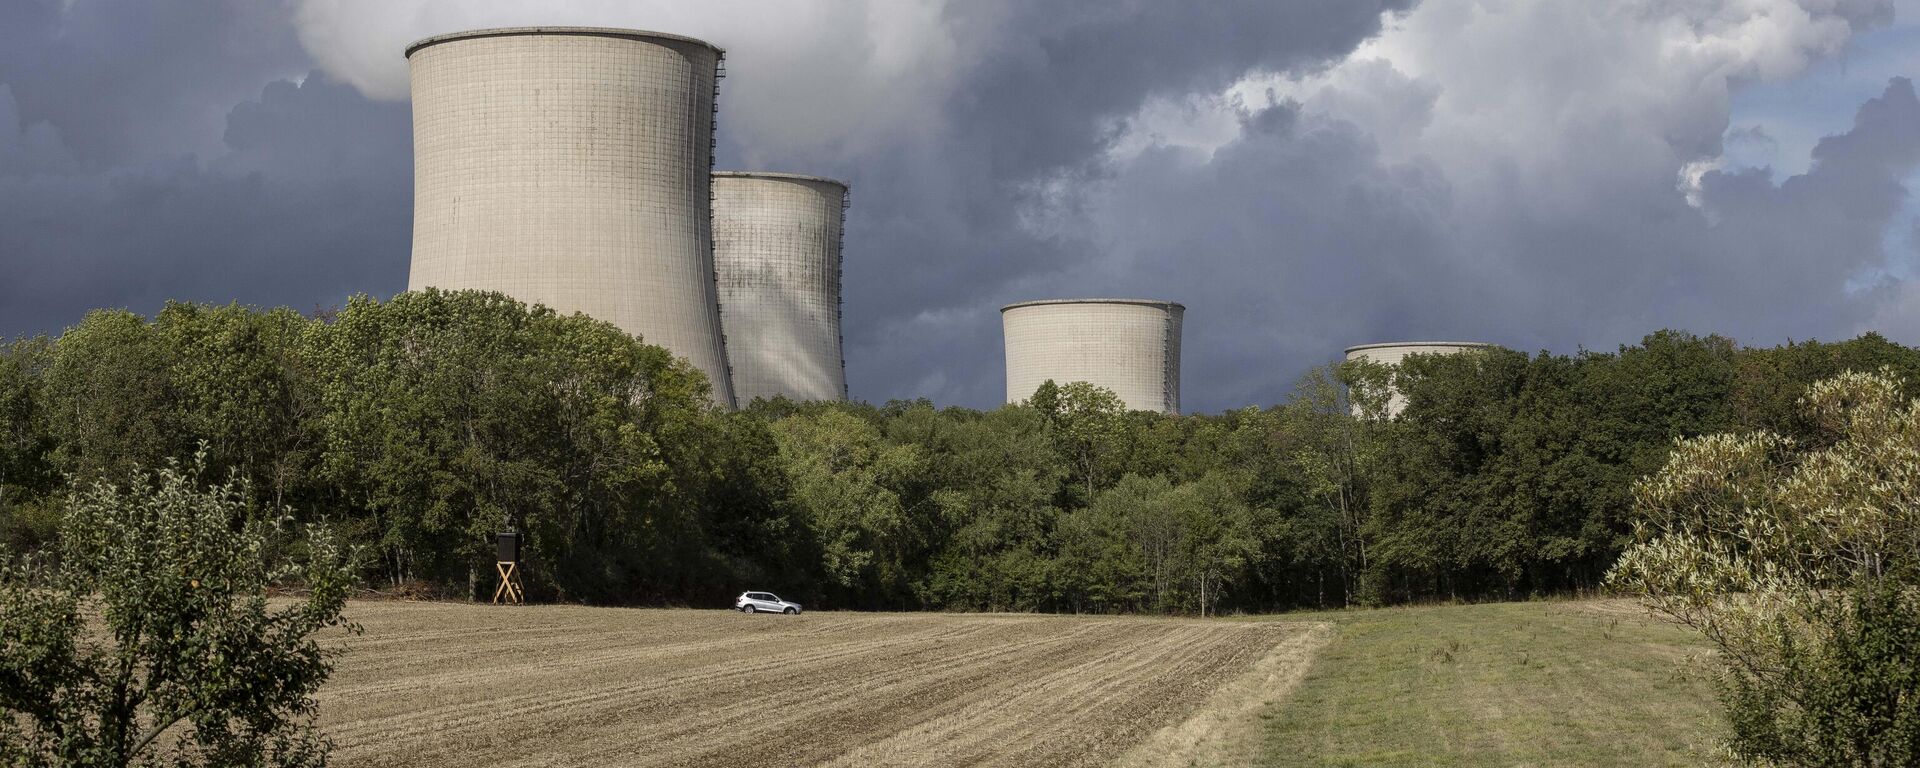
0;451;355;766
1363;346;1526;602
152;303;318;511
1168;473;1258;617
683;410;814;603
0;337;58;553
1609;369;1920;766
1034;381;1126;501
1213;406;1326;610
1283;364;1384;605
1067;473;1257;615
41;310;180;485
1474;351;1624;595
1731;333;1920;440
1584;330;1739;479
305;290;709;599
11;295;1920;616
915;405;1063;612
771;409;925;604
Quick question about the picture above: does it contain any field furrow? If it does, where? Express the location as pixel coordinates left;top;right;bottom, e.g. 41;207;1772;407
316;602;1318;768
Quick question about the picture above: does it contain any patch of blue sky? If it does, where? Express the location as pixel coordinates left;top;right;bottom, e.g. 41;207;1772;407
1729;2;1920;292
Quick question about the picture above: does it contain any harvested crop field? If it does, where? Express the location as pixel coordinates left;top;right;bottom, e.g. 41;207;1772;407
316;602;1323;768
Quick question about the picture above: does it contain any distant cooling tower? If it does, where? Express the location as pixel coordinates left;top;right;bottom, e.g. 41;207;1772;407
711;172;849;403
405;27;735;407
1344;342;1497;417
1002;299;1184;414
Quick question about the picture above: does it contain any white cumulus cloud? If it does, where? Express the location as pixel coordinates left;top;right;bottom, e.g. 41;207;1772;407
292;0;982;163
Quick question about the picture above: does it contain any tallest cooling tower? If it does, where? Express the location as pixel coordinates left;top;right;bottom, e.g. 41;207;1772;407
405;27;735;407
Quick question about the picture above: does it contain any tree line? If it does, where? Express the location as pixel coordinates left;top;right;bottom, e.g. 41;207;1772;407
3;289;1917;613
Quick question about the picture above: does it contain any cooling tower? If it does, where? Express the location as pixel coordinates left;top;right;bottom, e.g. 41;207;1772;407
1002;299;1184;414
1343;342;1497;417
405;27;735;407
710;172;849;404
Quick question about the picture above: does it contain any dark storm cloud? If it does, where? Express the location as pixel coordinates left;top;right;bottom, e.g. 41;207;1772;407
1687;77;1920;326
3;0;1408;411
0;0;309;164
1064;105;1465;410
1456;77;1920;354
821;0;1415;405
0;68;411;337
1064;77;1920;411
944;0;1418;174
0;0;408;341
6;0;1915;415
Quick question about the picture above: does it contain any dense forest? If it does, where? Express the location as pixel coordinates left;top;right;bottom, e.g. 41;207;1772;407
2;289;1916;614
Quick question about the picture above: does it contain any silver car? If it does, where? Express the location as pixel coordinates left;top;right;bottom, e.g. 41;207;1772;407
735;591;802;614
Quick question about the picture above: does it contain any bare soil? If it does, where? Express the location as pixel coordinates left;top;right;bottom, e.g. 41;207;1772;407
315;602;1320;768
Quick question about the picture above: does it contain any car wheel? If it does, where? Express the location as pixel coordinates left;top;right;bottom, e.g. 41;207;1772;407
784;607;796;615
743;605;755;614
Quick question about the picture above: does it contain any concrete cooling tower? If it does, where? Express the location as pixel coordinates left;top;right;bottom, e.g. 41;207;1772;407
1002;299;1184;414
711;172;849;403
406;27;735;407
1344;342;1497;417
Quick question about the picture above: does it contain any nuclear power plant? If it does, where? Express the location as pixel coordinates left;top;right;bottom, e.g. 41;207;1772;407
1344;341;1497;417
406;26;764;408
711;172;849;403
402;25;1404;416
1002;299;1184;414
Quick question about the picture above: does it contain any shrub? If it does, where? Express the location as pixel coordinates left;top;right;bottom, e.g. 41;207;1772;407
1718;582;1920;766
1609;370;1920;765
0;450;355;767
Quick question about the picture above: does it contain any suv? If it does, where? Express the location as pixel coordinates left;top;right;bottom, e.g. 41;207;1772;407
735;591;802;614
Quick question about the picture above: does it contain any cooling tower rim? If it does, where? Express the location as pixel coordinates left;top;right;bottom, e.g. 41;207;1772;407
712;171;849;190
1001;298;1185;313
406;26;724;58
1344;341;1498;354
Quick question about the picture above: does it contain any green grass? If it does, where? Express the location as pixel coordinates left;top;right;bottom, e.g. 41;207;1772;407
1256;600;1723;767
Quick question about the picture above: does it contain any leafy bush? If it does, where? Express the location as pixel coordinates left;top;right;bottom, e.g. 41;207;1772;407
1609;370;1920;765
0;451;355;767
1718;582;1920;766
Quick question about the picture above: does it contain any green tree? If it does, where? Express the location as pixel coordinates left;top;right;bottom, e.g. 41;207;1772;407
1479;351;1622;594
41;311;180;484
684;410;814;601
912;405;1064;611
152;303;318;510
1034;381;1126;501
1167;473;1258;616
0;451;355;766
1054;502;1146;613
1283;364;1385;604
1212;406;1326;609
28;303;322;518
1581;330;1739;479
1731;332;1920;441
1609;369;1920;766
1070;473;1256;615
772;409;925;604
1364;345;1526;601
305;289;710;600
0;337;59;552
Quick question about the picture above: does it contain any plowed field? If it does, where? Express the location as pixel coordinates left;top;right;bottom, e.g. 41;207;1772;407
315;603;1323;767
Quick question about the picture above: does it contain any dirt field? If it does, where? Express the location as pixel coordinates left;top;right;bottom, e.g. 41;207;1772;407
315;602;1323;768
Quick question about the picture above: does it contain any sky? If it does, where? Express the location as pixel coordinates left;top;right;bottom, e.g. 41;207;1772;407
2;0;1918;413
